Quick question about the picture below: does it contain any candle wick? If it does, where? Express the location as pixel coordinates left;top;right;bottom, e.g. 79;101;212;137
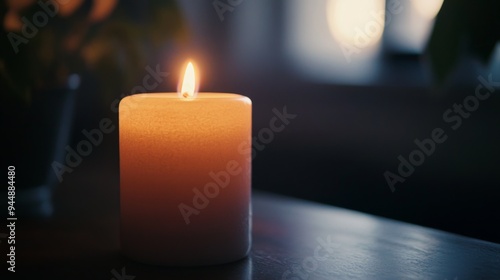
182;92;189;98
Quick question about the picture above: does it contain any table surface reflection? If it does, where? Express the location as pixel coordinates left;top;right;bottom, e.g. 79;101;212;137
14;190;500;279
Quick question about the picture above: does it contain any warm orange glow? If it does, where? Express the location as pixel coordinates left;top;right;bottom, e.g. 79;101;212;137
89;0;118;22
179;62;198;99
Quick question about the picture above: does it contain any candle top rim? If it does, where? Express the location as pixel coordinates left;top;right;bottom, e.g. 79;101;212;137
126;93;250;101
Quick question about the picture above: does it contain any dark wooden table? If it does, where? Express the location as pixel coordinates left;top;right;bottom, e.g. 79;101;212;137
9;189;500;279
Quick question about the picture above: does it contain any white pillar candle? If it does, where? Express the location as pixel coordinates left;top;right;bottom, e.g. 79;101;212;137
119;62;252;266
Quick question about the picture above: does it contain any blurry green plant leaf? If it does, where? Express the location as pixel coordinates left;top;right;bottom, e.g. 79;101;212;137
427;0;500;85
0;0;186;106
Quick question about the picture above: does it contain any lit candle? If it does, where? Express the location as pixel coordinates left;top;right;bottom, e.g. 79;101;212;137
119;62;252;266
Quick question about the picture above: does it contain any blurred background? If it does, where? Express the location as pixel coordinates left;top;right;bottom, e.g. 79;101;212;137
2;0;500;245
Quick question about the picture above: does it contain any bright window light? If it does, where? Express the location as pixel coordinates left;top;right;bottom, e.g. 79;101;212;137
327;0;386;48
411;0;444;20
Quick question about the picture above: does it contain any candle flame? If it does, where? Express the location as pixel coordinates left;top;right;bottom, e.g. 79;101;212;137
179;61;198;99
